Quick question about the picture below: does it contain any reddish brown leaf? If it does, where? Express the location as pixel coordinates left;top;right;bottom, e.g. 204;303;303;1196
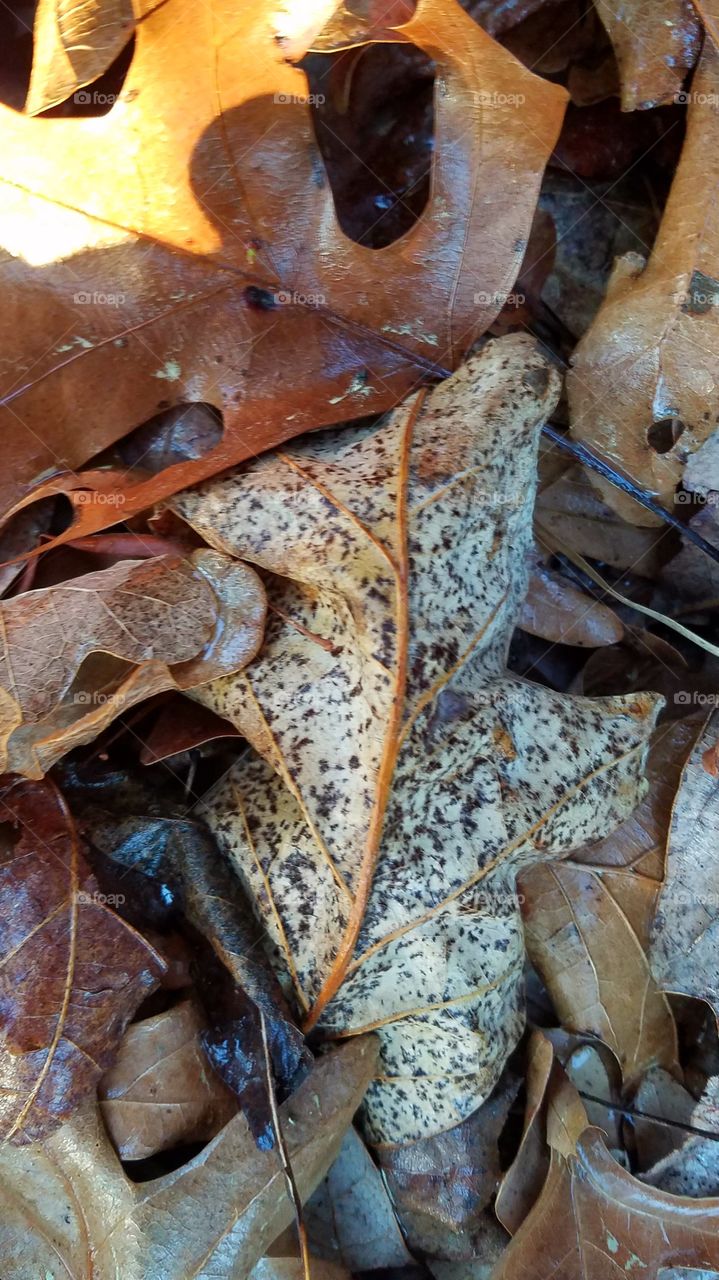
0;0;566;553
0;778;165;1142
493;1128;719;1279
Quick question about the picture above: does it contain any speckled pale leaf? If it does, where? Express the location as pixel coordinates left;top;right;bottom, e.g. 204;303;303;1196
172;333;661;1142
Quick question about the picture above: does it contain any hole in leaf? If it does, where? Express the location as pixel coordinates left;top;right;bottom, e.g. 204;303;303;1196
302;42;435;247
647;417;686;454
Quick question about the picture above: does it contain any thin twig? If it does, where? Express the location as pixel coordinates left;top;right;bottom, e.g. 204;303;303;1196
579;1090;719;1143
259;1009;312;1280
541;423;719;567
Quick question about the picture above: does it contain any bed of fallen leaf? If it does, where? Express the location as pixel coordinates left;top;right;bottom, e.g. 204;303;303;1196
3;0;719;1276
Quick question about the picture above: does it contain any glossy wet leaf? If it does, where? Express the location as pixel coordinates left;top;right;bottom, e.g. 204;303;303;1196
171;333;661;1142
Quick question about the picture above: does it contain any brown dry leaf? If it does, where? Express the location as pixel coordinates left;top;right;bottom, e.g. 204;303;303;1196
305;1125;413;1271
376;1072;520;1260
568;40;719;524
517;720;700;1091
0;777;165;1143
170;333;661;1142
495;1030;589;1235
98;1000;238;1160
535;460;668;575
643;1074;719;1197
651;710;719;1010
0;549;265;779
25;0;137;115
520;558;624;646
492;1127;719;1279
593;0;700;109
0;0;566;540
519;861;679;1084
0;1037;378;1279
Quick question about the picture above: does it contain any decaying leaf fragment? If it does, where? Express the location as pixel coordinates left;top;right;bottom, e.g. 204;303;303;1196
0;1038;378;1279
593;0;700;109
0;0;566;537
568;40;719;522
0;778;165;1142
172;333;662;1142
0;549;265;778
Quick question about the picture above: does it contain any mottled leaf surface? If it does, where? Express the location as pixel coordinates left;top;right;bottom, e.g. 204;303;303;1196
172;334;661;1141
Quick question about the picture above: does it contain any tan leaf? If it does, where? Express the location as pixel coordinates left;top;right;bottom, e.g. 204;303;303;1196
0;778;165;1143
593;0;700;109
520;862;679;1083
171;333;661;1141
495;1029;589;1235
0;0;566;536
568;40;719;523
492;1128;719;1279
650;709;719;1010
0;1038;377;1279
98;1000;238;1160
25;0;136;115
535;461;667;575
520;559;624;646
0;549;265;779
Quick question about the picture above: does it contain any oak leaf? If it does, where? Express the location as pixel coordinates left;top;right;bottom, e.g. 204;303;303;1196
492;1127;719;1279
171;333;661;1142
0;549;265;779
0;1037;377;1279
568;40;719;522
0;0;566;540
